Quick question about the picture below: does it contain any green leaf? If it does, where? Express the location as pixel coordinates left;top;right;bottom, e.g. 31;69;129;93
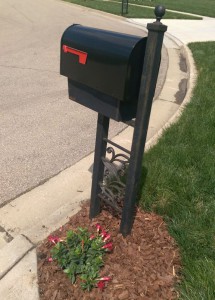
71;274;76;284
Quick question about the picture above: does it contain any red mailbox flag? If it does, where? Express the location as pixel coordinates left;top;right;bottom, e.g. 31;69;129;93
62;45;88;65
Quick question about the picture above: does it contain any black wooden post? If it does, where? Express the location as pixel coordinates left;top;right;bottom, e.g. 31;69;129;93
90;113;110;218
120;6;167;235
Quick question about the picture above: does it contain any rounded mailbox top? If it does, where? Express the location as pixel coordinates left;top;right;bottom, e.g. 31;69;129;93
154;5;166;22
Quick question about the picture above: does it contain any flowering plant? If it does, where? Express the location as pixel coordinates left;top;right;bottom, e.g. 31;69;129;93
48;224;112;291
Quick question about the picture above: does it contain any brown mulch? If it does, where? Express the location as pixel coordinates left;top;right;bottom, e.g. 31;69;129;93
37;201;181;300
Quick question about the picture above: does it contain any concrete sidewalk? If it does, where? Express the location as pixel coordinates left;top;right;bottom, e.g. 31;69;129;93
129;16;215;44
1;7;214;300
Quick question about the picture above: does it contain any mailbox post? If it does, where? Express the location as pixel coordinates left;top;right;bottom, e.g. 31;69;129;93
120;6;167;235
90;114;109;217
121;0;128;15
60;6;167;236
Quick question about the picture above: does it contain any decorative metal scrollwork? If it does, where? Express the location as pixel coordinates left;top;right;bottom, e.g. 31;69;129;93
99;146;130;214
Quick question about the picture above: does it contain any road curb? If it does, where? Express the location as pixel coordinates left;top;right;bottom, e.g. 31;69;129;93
0;235;34;280
0;248;39;300
145;34;197;151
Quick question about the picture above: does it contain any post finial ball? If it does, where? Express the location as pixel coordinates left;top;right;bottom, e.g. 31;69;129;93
154;5;166;22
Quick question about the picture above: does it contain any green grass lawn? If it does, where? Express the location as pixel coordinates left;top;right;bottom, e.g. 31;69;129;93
128;0;215;17
65;0;201;19
140;42;215;299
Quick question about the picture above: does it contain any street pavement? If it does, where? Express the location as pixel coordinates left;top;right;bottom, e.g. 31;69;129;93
0;0;215;299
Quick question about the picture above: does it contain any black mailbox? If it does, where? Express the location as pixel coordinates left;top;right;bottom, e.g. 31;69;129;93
60;24;147;121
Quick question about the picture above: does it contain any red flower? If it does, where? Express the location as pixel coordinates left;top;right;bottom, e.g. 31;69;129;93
101;230;107;238
97;280;105;290
99;277;111;281
96;223;102;233
96;276;111;290
48;235;62;244
103;233;111;242
47;257;53;262
102;242;113;251
90;234;95;240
